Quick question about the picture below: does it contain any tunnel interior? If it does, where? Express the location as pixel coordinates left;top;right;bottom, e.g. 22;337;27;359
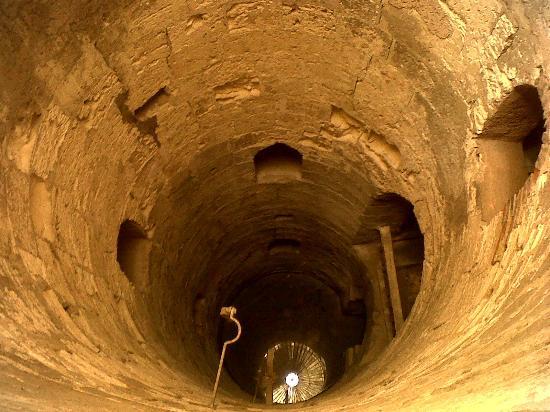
215;188;425;403
0;1;548;411
114;136;426;404
220;272;364;403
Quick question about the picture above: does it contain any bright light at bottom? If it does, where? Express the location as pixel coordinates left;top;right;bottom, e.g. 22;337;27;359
286;372;299;388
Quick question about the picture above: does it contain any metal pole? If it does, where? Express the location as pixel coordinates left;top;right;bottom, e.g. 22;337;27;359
211;306;242;408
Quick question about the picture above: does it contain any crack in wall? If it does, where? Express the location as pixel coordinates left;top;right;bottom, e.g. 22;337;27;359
115;90;165;148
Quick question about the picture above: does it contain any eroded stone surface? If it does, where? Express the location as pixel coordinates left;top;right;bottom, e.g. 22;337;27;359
0;0;548;410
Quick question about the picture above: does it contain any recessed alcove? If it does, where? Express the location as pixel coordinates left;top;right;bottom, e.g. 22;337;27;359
353;193;424;341
254;143;303;184
268;238;301;254
477;85;546;221
116;219;151;288
383;195;424;320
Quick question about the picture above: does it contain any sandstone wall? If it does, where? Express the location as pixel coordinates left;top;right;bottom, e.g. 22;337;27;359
0;1;548;410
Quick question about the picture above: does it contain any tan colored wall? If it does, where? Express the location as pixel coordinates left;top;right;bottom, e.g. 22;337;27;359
0;0;548;410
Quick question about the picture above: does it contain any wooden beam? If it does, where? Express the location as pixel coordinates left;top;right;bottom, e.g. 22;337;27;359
373;251;394;341
379;226;404;333
353;244;393;343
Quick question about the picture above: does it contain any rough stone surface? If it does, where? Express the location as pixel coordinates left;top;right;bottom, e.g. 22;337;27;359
0;0;548;411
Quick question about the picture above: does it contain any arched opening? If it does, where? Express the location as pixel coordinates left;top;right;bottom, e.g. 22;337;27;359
116;219;151;288
477;85;546;220
353;193;424;347
254;143;303;183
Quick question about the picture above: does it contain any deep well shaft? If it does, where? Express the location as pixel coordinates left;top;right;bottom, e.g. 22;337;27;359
0;1;548;411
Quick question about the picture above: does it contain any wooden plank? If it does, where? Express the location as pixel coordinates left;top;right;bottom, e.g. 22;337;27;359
353;244;393;342
373;250;395;340
379;225;404;333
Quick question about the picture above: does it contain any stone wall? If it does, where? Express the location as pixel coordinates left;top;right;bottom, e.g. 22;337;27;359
0;0;548;410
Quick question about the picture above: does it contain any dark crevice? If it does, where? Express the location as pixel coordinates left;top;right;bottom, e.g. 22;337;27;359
134;87;170;120
522;119;545;174
115;90;163;147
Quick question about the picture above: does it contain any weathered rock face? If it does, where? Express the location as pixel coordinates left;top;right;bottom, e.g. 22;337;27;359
0;0;548;410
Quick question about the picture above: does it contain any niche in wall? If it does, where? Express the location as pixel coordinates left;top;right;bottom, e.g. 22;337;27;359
116;220;151;289
370;194;424;320
30;176;56;242
385;195;425;320
268;238;301;255
254;143;303;184
477;85;545;221
353;192;424;344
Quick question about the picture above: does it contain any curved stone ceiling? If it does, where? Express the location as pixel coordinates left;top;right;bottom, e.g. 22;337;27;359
0;0;548;410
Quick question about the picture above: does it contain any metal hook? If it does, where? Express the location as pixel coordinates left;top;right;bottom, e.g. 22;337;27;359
211;306;242;408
